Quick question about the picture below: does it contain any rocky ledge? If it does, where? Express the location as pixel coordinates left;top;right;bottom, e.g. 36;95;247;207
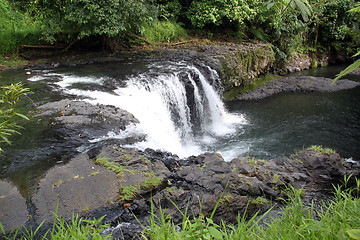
28;143;360;239
2;98;360;238
235;76;360;101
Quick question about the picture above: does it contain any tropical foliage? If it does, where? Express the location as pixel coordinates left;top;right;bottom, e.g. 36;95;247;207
0;83;31;152
0;0;41;54
0;0;358;63
333;2;360;83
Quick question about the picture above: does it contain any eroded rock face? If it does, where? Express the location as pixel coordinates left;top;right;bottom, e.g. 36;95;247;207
194;43;275;89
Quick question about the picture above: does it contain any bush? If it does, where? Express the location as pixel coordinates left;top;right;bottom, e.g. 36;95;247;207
33;0;157;46
186;0;256;29
142;21;188;43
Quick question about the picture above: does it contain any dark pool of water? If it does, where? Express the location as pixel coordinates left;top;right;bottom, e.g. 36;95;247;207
225;87;360;160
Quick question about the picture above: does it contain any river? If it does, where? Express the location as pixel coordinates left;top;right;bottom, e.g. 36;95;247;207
0;60;359;198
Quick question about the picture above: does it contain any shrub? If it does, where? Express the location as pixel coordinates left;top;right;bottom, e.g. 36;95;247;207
142;21;188;43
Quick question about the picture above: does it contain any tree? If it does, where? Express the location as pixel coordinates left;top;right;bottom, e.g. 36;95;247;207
185;0;256;29
30;0;157;49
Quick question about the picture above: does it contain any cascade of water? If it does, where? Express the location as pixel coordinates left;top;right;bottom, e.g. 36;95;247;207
30;61;246;158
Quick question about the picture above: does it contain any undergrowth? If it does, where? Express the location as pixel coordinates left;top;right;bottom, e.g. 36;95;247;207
0;212;112;239
142;21;188;43
141;175;360;240
0;0;41;55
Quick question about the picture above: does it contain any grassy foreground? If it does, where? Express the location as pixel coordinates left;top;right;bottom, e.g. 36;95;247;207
1;176;359;239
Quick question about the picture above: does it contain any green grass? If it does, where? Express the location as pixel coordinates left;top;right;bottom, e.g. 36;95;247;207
95;156;163;201
94;156;129;177
142;21;188;43
119;176;163;201
0;55;28;68
1;176;359;239
306;145;337;155
0;212;112;239
141;176;360;240
119;185;139;201
0;0;42;54
141;176;163;190
250;196;270;207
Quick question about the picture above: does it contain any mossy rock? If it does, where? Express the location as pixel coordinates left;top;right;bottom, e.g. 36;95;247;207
220;43;275;92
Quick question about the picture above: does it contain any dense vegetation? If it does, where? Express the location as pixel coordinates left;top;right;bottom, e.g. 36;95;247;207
0;0;359;62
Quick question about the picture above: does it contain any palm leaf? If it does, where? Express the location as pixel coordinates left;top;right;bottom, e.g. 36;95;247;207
293;0;312;22
332;58;360;84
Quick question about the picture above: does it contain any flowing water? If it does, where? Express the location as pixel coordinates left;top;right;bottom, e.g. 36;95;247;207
0;60;359;197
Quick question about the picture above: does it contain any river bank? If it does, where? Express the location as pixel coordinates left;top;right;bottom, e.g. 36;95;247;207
0;43;359;237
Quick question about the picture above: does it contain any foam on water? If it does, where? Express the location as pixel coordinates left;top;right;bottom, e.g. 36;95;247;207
48;61;247;159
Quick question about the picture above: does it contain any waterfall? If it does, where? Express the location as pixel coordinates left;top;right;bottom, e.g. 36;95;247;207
30;61;246;159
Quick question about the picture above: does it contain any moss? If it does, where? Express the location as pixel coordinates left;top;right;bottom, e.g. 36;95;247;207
119;185;139;201
306;145;337;155
141;176;163;190
95;155;163;202
223;73;276;101
52;179;63;187
220;194;233;204
119;176;163;201
250;196;270;207
94;157;129;177
166;187;174;195
272;173;280;184
89;170;100;176
243;157;268;169
220;44;275;92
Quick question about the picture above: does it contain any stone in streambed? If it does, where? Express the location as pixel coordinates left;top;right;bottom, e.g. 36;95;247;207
0;180;28;232
32;154;121;224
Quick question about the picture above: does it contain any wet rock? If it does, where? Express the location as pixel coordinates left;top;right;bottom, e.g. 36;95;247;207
32;154;121;224
24;142;360;238
35;99;142;154
294;149;345;178
236;76;360;101
0;180;28;232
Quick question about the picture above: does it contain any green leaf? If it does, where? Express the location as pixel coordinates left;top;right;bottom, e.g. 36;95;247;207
208;226;223;240
347;229;360;240
14;112;29;120
332;58;360;84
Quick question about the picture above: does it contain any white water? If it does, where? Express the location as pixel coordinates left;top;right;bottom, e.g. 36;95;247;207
29;61;247;159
